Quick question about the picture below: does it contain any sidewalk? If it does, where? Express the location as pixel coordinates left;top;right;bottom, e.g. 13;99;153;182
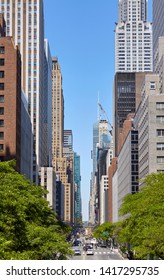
113;248;129;260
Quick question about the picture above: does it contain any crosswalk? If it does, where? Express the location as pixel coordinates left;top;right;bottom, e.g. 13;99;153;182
94;251;115;255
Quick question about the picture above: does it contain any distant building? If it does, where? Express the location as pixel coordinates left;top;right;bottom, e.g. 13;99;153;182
56;177;64;221
99;175;108;224
74;152;82;224
52;57;74;225
89;121;99;225
52;57;64;163
21;90;32;181
39;167;56;211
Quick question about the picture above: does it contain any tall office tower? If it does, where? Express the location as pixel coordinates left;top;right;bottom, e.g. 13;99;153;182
153;0;164;69
52;57;73;224
115;0;153;72
74;152;82;225
89;121;99;225
90;118;112;225
63;129;74;225
52;56;64;163
0;0;46;183
89;121;99;224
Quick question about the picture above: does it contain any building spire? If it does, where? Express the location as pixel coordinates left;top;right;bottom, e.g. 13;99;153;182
98;91;100;121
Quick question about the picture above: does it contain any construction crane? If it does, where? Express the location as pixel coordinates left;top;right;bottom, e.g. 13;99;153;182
98;102;113;136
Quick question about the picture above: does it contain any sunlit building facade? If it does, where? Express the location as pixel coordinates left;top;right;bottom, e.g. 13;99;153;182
115;0;153;72
0;0;47;183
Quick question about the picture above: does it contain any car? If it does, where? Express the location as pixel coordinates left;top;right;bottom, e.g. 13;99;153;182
72;240;81;246
83;244;93;251
99;243;107;248
74;249;82;255
86;249;94;255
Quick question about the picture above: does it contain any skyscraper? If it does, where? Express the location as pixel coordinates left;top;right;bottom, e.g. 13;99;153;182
51;57;74;224
52;57;64;163
115;0;153;72
0;0;47;183
114;0;153;156
74;152;82;225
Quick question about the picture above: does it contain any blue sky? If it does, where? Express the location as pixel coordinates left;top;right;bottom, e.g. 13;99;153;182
44;0;152;221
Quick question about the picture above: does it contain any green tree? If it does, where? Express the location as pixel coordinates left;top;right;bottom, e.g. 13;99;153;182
118;173;164;259
0;161;72;260
93;222;114;242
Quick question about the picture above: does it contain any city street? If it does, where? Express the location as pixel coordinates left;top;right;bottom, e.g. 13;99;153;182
70;246;124;260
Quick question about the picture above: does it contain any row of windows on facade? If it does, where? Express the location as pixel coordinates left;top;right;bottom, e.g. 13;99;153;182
117;39;151;43
118;67;151;71
1;0;37;4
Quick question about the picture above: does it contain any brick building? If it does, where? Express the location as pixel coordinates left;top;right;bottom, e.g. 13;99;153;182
0;29;21;171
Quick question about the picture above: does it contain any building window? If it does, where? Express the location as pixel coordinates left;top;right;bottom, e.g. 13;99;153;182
156;102;164;110
157;129;164;137
0;95;4;102
0;71;4;78
0;59;4;66
0;120;4;126
0;143;4;151
157;156;164;164
0;107;4;115
156;116;164;123
0;83;4;90
0;131;4;139
150;82;156;89
157;143;164;150
0;46;5;54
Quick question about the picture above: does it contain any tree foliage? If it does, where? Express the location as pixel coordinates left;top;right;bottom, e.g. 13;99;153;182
93;222;114;241
117;173;164;259
0;161;72;260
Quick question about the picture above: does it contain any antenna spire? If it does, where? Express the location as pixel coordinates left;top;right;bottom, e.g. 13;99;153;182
98;91;100;121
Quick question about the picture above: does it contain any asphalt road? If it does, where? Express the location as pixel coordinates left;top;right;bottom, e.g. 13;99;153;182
70;246;124;260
